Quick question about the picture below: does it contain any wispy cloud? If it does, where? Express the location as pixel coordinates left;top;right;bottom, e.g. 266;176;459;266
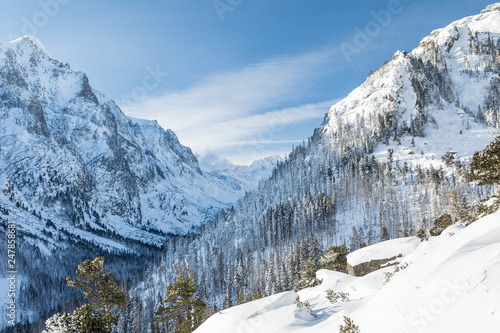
184;100;335;148
123;47;339;163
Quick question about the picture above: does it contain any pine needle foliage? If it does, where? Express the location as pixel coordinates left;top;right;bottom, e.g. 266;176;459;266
44;256;127;333
469;136;500;185
339;316;361;333
154;260;207;333
320;244;348;272
66;256;128;332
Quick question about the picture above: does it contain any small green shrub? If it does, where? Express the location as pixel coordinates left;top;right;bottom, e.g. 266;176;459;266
325;289;350;304
339;316;360;333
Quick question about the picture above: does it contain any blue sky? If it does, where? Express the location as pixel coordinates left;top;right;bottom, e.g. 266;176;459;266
1;0;495;164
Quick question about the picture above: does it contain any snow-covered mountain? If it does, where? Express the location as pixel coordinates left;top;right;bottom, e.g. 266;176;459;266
198;153;283;192
323;2;500;167
0;36;262;249
194;5;500;331
4;3;500;331
0;36;285;329
196;208;500;333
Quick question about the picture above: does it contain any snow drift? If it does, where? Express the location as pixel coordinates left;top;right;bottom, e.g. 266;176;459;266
196;209;500;332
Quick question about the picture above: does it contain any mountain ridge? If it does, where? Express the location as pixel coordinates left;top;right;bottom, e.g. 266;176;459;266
323;4;500;169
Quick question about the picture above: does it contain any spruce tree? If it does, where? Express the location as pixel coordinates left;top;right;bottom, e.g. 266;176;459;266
154;260;207;333
223;268;233;309
243;285;263;303
295;259;321;291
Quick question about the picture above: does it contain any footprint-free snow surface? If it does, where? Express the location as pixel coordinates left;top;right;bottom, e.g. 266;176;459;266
196;209;500;332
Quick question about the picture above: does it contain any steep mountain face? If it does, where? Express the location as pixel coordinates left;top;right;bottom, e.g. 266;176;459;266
0;36;256;249
0;37;281;329
192;6;500;331
128;5;500;332
323;3;500;166
0;36;276;329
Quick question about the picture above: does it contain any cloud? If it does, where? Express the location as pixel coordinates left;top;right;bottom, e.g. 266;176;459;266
122;47;340;163
184;100;334;148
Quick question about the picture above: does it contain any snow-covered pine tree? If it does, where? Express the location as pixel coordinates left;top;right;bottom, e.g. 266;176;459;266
295;258;321;291
469;136;500;186
44;257;128;333
319;244;348;273
222;268;233;309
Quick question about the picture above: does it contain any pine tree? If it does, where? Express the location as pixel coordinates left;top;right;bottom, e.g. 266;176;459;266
306;233;321;263
379;225;389;241
416;220;428;241
233;259;246;293
68;257;128;332
350;227;359;252
339;316;361;333
264;254;277;296
294;293;316;318
319;244;348;273
223;268;233;309
295;259;321;291
43;312;81;333
469;136;500;185
243;285;263;303
154;260;207;333
44;257;128;333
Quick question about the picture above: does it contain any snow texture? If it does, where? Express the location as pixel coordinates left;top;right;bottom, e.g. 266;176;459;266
196;209;500;333
346;236;420;267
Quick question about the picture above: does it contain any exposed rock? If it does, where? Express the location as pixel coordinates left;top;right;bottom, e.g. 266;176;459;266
347;254;402;277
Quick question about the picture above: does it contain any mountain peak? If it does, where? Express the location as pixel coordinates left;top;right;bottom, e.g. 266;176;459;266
6;35;51;57
481;2;500;14
324;4;500;170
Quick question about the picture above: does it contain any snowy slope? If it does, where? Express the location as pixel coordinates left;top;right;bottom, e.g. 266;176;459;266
323;3;500;168
196;210;500;333
347;236;420;267
0;36;258;249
